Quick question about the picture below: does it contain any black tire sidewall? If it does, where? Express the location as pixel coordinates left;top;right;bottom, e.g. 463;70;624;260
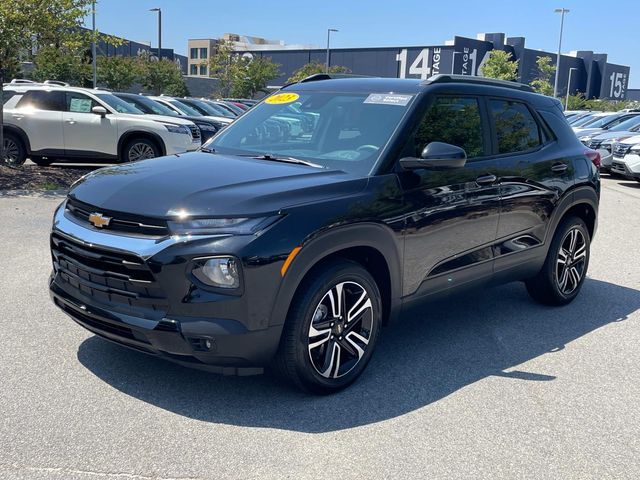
122;138;159;163
290;262;382;393
546;216;590;304
3;133;26;166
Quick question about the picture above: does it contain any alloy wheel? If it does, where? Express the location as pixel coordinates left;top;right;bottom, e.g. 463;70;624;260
127;143;156;162
2;138;20;166
308;281;373;379
555;227;587;295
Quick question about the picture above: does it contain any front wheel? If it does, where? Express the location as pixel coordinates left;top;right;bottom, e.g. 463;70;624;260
526;216;590;306
274;259;382;394
121;138;160;163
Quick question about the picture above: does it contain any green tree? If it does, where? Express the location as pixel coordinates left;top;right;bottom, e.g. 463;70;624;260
287;61;350;83
97;55;140;91
139;57;189;96
208;41;280;97
31;45;91;85
530;56;555;96
479;50;518;81
0;0;94;163
231;56;280;98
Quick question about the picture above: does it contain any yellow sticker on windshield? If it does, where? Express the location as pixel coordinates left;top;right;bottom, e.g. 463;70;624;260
265;92;300;104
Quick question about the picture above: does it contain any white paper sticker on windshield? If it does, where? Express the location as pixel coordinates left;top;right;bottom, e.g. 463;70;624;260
364;93;413;106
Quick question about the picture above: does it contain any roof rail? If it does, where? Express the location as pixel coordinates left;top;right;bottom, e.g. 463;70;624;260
423;74;534;93
43;80;70;87
9;79;39;85
300;73;376;83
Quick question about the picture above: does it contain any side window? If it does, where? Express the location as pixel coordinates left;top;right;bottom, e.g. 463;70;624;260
3;91;18;105
414;96;485;159
490;100;542;154
16;90;64;111
65;92;98;113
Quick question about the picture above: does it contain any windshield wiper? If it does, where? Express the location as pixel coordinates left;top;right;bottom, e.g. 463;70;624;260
240;153;324;168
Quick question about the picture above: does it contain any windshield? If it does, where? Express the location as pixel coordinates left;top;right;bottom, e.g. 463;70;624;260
124;95;178;116
186;99;234;118
205;91;415;175
95;93;143;114
570;114;598;126
167;99;202;116
605;115;640;131
583;115;624;128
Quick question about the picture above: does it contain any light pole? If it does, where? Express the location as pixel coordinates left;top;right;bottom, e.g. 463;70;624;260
553;8;569;97
92;0;97;88
149;8;162;60
565;67;577;110
325;28;338;73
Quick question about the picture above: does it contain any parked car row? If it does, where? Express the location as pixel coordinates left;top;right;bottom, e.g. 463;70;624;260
1;79;258;166
565;108;640;182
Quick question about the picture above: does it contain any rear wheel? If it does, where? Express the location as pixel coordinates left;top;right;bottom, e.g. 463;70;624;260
122;138;160;163
274;259;382;394
2;133;26;167
526;216;590;306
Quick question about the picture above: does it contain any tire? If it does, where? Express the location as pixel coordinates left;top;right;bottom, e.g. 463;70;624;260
2;133;26;167
30;156;53;167
525;216;590;306
273;259;382;394
121;138;160;163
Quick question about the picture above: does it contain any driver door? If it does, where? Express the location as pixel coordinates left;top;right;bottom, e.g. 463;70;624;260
399;95;501;299
62;92;118;159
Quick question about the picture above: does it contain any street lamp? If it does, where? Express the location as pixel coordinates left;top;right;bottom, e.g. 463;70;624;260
149;8;162;60
565;67;577;110
553;8;569;97
92;0;97;88
325;28;338;73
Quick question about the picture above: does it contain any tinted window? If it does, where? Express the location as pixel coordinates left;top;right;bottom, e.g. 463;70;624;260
65;92;98;113
190;64;197;75
414;96;484;159
2;91;21;105
94;93;142;114
16;90;64;111
490;100;541;154
199;48;208;59
199;64;207;76
190;48;197;59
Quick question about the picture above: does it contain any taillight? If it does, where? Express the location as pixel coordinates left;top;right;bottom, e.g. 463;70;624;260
585;149;601;169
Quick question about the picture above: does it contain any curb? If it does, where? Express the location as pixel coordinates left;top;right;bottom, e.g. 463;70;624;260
0;189;68;198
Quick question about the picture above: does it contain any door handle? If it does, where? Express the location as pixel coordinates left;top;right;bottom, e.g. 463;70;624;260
11;114;23;120
551;162;568;173
475;174;497;185
66;119;76;125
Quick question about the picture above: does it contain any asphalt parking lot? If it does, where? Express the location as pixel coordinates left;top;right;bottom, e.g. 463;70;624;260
1;175;639;480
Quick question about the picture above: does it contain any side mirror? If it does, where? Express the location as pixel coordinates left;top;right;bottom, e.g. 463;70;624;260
400;142;467;170
92;106;107;117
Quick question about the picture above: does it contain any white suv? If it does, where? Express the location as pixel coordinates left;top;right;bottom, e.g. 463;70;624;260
610;135;640;183
2;81;200;166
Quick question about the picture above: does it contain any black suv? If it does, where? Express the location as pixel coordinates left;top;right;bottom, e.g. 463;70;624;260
49;75;599;394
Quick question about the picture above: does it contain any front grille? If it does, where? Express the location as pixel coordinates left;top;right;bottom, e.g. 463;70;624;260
611;161;627;174
51;232;168;314
588;139;602;149
188;124;201;141
614;144;631;157
66;198;169;237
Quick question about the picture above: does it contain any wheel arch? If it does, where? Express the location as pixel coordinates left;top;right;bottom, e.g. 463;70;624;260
270;223;403;328
548;186;598;243
117;130;166;160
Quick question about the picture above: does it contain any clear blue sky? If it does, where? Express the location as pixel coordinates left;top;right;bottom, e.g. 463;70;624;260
86;0;640;88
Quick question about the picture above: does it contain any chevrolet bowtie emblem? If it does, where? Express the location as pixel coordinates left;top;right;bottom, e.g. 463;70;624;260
88;212;111;228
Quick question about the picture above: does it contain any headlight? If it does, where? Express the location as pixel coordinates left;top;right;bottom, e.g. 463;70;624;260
192;256;240;289
198;124;218;132
578;136;591;142
162;123;190;135
630;145;640;153
167;215;281;235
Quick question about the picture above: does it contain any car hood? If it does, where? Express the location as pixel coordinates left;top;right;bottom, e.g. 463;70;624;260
590;130;638;142
617;134;640;146
115;113;194;126
69;152;366;218
574;127;604;137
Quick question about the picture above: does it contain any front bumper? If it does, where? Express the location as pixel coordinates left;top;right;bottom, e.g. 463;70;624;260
611;154;640;180
165;134;200;155
49;203;286;372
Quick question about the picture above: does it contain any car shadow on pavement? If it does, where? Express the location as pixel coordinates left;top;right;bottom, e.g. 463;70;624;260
77;278;640;433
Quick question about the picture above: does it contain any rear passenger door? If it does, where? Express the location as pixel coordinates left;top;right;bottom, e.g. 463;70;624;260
13;90;65;154
399;95;501;299
489;98;570;275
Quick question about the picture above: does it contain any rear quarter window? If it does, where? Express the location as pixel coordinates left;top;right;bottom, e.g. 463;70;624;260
16;90;65;111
